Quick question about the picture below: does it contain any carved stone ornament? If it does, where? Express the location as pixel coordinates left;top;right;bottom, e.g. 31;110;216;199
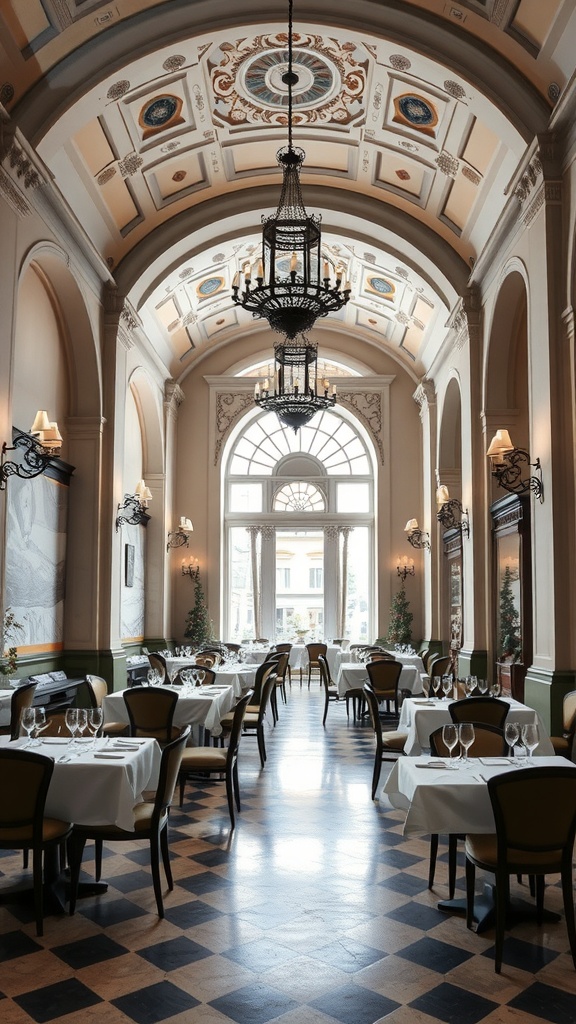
514;156;543;205
165;381;185;410
120;303;139;332
413;379;436;412
323;524;340;541
260;525;276;540
214;392;255;464
337;391;385;464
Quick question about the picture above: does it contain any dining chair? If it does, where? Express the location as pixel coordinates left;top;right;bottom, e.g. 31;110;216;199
449;696;509;730
465;766;576;972
0;748;72;935
318;654;340;725
271;651;290;716
428;724;507;898
123;686;180;745
304;642;327;688
84;674;128;736
230;670;277;768
550;689;576;761
0;680;37;741
68;726;191;919
178;690;253;828
363;683;408;799
274;643;293;686
366;659;403;718
148;652;167;681
195;653;218;668
427;654;452;679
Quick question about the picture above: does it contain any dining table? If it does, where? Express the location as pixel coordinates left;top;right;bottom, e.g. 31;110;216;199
103;682;236;742
334;657;423;698
383;752;574;930
398;695;554;755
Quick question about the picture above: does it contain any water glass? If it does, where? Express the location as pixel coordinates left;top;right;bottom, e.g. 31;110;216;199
31;706;47;745
441;675;453;700
522;722;539;759
442;723;459;764
464;676;476;697
20;707;36;747
504;721;520;760
432;676;442;698
87;708;103;746
76;708;88;741
65;707;78;744
459;722;475;762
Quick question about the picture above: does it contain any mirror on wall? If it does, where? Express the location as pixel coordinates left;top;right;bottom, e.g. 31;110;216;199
491;494;531;700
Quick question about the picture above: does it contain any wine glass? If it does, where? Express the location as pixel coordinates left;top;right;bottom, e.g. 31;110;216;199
76;708;88;742
490;681;501;698
459;722;475;762
477;678;488;695
65;707;78;745
504;721;520;760
464;676;475;698
20;707;36;747
432;676;442;699
87;708;103;747
522;722;539;760
31;706;47;745
442;723;459;764
421;677;430;698
146;668;156;686
442;675;453;701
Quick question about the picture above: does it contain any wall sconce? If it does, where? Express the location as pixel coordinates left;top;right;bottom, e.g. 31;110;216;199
486;429;543;502
116;480;152;531
397;556;415;582
167;517;194;551
404;518;430;550
436;484;470;537
0;410;62;490
181;556;199;577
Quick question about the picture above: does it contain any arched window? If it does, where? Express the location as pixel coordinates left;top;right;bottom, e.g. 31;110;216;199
223;408;376;643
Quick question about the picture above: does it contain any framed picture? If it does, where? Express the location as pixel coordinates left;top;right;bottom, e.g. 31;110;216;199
125;543;135;587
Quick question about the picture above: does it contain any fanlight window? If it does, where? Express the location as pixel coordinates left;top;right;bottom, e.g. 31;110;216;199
229;411;369;476
274;482;325;512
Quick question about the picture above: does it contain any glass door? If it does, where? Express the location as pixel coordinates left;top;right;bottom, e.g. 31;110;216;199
275;529;324;641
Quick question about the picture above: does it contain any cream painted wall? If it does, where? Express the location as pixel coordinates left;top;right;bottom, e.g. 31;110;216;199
13;265;68;441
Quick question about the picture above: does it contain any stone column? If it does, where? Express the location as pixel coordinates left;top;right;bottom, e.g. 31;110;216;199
246;526;261;639
323;525;340;638
260;525;276;640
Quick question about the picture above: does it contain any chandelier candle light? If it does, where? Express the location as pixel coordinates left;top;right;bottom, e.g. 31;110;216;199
254;337;337;431
231;0;350;338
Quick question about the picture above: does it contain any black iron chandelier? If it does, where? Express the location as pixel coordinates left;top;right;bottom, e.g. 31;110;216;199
232;0;350;338
254;336;336;432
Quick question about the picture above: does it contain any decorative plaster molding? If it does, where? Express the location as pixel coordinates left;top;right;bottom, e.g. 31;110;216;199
323;525;340;540
514;155;543;205
522;184;545;226
260;525;275;540
164;381;185;410
214;391;255;465
337;391;385;465
121;302;140;332
0;165;31;216
413;379;436;413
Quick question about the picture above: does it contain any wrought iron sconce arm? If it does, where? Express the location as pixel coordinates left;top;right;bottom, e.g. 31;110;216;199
116;494;151;531
404;519;431;550
0;433;55;490
437;498;470;537
397;559;415;583
490;448;543;502
167;529;190;551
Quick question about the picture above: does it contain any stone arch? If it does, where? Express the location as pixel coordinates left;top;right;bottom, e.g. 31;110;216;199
128;367;165;476
484;264;529;437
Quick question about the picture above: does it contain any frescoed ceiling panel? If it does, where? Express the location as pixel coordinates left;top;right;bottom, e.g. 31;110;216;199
1;1;573;378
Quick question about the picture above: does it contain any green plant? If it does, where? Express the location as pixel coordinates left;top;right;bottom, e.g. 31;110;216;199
1;607;22;676
384;584;413;645
184;567;213;648
499;565;521;661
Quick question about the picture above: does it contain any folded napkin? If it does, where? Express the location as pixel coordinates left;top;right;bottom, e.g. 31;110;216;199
479;757;511;765
416;760;449;769
112;743;140;750
93;752;125;759
413;700;437;706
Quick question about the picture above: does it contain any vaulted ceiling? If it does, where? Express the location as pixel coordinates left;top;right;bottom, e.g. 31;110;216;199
1;0;573;380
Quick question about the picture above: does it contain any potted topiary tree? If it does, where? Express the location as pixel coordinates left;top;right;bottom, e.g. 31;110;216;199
184;566;213;649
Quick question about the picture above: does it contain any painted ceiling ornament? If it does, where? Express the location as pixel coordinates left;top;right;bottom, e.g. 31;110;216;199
444;80;466;100
366;276;395;299
97;167;116;185
107;80;130;100
163;55;186;72
139;94;184;138
436;151;459;178
393;93;438;136
196;276;225;300
119;153;143;177
462;165;481;185
209;30;367;129
389;54;411;71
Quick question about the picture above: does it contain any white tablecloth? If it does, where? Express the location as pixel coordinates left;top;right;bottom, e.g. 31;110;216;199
0;690;12;728
334;661;421;697
398;697;554;756
384;755;572;836
103;684;236;739
1;735;161;831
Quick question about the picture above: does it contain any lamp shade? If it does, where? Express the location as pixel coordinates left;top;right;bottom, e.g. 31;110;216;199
404;518;419;533
486;429;514;460
135;479;153;505
436;484;450;508
179;517;194;532
30;410;51;434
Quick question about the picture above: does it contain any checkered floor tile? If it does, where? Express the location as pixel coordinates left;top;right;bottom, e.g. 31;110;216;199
1;684;576;1024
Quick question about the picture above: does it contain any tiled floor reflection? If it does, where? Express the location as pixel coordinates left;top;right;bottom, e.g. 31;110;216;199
1;682;576;1024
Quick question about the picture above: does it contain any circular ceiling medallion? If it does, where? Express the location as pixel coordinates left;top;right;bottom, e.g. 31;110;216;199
368;276;394;296
398;95;435;126
141;95;178;127
197;277;224;297
172;170;187;182
241;49;337;109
